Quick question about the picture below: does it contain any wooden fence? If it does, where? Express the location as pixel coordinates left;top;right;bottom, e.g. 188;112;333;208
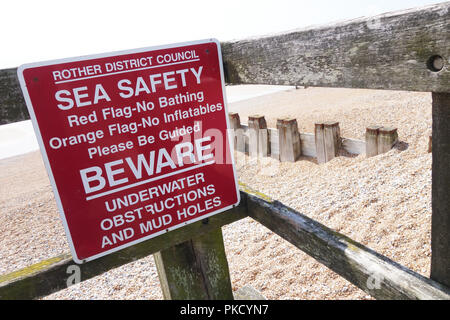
0;2;450;299
228;112;398;163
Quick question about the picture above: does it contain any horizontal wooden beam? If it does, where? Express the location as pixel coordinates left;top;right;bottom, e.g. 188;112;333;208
0;196;248;300
221;2;450;92
1;186;449;300
246;191;450;300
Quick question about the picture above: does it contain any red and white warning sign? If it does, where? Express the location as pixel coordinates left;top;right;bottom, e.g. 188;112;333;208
18;39;240;263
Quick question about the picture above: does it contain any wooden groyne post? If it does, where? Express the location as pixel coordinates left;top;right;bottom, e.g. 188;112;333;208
154;228;234;299
248;115;270;158
315;122;341;164
366;126;398;157
228;112;245;153
276;118;301;162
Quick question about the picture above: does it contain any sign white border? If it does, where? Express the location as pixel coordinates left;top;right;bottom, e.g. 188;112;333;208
17;39;240;264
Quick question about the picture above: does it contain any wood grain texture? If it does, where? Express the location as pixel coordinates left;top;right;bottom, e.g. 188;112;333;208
268;128;279;159
277;118;301;162
222;2;450;92
431;92;450;288
314;123;327;163
315;121;341;163
248;115;270;158
154;228;233;300
366;126;382;157
324;122;341;161
377;127;399;154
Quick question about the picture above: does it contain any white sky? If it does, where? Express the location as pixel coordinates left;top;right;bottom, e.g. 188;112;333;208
0;0;445;69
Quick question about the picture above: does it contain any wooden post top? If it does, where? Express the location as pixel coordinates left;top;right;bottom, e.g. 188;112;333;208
379;127;398;134
248;114;267;129
228;112;240;119
315;121;339;128
277;117;298;127
248;114;265;120
366;125;383;133
315;123;324;129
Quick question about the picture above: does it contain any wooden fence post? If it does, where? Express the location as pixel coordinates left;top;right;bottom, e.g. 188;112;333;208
366;126;398;157
431;92;450;288
365;125;381;158
228;112;240;131
228;112;245;153
248;115;270;158
324;121;341;160
154;227;234;300
277;118;301;162
377;127;398;154
315;123;326;163
315;122;340;164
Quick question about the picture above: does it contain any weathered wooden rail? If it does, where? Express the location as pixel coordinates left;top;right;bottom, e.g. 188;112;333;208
1;187;449;300
221;3;450;92
1;2;450;299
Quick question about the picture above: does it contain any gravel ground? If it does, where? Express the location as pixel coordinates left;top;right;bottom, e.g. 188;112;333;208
0;87;432;300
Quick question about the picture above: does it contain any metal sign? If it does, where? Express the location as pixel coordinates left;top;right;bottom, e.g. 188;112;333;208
18;39;240;263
